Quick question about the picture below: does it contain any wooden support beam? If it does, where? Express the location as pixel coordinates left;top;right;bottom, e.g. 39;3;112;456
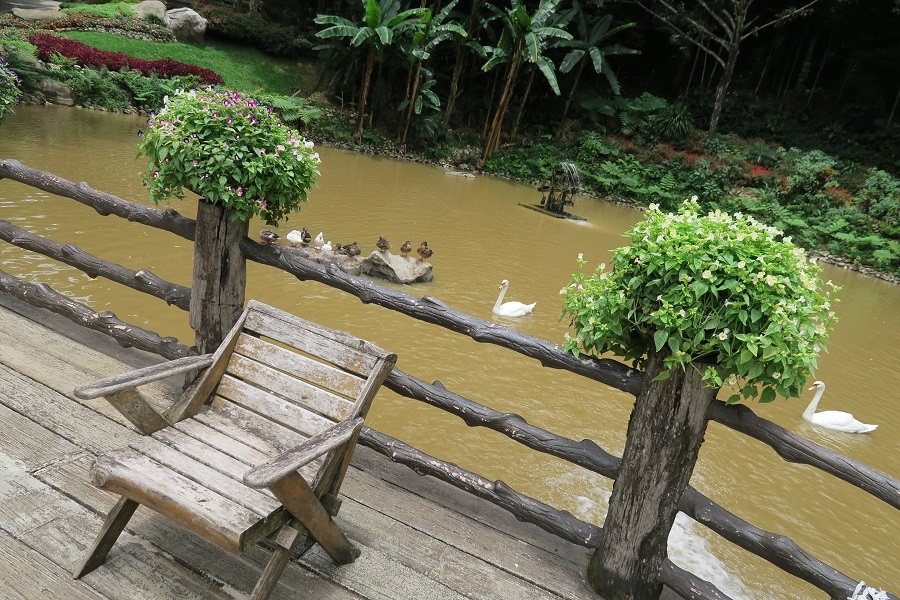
0;220;190;311
0;268;190;360
0;159;195;239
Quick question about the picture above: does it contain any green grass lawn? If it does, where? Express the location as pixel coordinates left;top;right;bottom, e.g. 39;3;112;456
62;31;313;95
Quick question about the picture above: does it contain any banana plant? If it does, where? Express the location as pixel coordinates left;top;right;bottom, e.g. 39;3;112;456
480;0;572;161
398;0;467;146
556;1;638;137
315;0;427;143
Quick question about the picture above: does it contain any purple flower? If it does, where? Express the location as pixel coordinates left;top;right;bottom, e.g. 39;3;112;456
259;199;267;210
236;186;243;197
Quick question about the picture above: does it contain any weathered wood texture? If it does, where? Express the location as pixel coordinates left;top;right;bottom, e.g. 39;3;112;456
0;303;598;599
588;355;720;600
78;300;398;599
358;429;730;600
0;268;190;360
190;200;248;354
0;158;195;239
0;219;191;310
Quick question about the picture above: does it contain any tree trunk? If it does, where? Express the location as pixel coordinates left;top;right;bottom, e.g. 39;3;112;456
482;52;521;162
510;65;536;142
354;47;377;143
444;44;466;125
400;59;424;147
190;199;247;355
708;44;739;135
587;348;719;599
557;58;586;139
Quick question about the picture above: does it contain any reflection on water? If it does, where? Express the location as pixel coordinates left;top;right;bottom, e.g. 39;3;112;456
1;105;898;598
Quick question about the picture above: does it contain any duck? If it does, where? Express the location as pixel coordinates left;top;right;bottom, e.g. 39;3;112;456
419;247;433;261
376;236;391;252
286;228;308;247
314;231;325;251
400;240;412;257
259;229;280;245
492;279;536;318
802;381;878;433
322;240;333;252
416;241;428;259
345;241;361;257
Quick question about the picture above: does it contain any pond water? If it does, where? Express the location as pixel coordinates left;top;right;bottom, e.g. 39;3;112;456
1;105;898;599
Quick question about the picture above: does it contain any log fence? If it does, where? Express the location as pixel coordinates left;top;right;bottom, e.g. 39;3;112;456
1;158;896;600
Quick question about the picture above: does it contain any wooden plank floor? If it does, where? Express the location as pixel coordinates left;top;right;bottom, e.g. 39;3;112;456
0;296;598;600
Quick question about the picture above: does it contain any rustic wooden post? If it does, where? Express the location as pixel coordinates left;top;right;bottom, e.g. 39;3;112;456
587;348;720;599
190;199;248;354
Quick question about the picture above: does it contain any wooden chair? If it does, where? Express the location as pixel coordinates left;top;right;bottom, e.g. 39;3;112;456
72;300;397;599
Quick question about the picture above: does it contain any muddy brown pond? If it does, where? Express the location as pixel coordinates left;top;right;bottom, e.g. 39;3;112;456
1;105;897;598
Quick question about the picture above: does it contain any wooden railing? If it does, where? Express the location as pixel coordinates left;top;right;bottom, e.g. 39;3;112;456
1;158;897;600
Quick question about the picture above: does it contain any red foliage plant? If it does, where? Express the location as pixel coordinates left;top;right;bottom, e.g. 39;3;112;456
28;33;224;85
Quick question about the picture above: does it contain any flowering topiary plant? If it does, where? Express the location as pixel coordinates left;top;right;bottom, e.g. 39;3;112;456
0;56;22;123
139;87;321;225
561;198;839;404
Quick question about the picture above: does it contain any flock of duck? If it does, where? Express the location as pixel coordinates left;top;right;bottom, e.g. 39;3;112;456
261;232;875;435
258;228;434;261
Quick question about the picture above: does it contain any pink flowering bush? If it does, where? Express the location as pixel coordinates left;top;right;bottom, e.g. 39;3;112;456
139;87;321;225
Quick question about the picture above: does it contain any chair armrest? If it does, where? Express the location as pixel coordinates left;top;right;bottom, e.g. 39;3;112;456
244;417;364;489
73;354;214;400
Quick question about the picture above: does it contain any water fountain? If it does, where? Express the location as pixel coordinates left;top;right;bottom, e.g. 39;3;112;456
519;161;586;220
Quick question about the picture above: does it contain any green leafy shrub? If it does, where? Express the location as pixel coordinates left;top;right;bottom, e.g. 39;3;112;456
646;98;693;143
857;168;900;237
55;65;131;110
561;199;839;404
139;87;321;225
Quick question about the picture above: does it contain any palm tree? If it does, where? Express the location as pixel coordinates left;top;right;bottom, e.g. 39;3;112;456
315;0;427;143
556;2;638;137
480;0;572;162
398;0;467;147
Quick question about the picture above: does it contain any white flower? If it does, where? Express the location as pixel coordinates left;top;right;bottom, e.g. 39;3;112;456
717;331;728;340
691;195;698;202
702;270;712;279
648;203;659;211
577;253;584;260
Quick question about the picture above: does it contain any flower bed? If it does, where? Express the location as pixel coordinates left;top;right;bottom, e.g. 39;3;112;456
28;33;223;84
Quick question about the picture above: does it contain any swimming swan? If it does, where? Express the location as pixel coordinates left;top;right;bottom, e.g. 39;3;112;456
803;381;878;433
492;279;536;318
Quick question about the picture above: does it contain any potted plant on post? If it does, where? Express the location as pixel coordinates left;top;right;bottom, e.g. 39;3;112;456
561;198;838;599
139;87;321;353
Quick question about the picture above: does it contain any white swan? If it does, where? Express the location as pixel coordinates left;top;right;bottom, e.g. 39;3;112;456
492;279;536;318
286;230;305;247
803;381;878;433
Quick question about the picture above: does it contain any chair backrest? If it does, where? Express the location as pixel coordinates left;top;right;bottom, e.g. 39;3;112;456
169;300;396;496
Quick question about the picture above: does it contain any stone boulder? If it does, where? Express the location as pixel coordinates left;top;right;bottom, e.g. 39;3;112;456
38;79;74;106
165;7;207;43
11;8;60;21
360;250;433;284
133;0;167;21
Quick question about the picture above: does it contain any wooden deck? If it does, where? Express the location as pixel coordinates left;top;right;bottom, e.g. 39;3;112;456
0;296;598;600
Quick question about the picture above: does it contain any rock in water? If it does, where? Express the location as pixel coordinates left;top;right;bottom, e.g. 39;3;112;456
361;250;433;284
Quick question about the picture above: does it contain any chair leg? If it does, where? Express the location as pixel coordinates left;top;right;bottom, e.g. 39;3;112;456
250;522;306;600
73;497;138;579
270;473;360;565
